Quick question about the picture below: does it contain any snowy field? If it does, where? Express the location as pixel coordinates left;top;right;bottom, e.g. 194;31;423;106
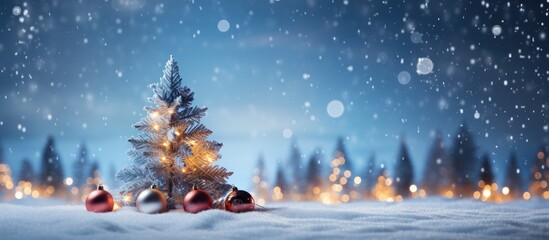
1;198;548;240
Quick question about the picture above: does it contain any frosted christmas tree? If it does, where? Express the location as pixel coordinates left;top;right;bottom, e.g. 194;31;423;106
117;55;232;209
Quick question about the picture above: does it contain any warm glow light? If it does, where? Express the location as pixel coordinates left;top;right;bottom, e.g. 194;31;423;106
502;187;510;195
163;142;170;147
150;111;159;118
418;189;426;198
543;191;549;199
312;187;321;195
273;186;281;194
482;189;491;198
523;192;531;200
341;194;350;202
15;191;23;199
343;170;351;178
31;190;39;198
473;191;481;199
444;190;454;198
71;187;79;195
123;194;132;202
152;123;160;131
329;174;337;182
333;168;340;175
252;176;260;184
64;177;73;186
339;177;348;185
409;184;417;193
46;186;55;194
353;176;361;185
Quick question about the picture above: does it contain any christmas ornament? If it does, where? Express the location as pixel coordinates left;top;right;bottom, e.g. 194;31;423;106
183;186;212;213
225;186;255;213
136;184;167;214
86;184;114;213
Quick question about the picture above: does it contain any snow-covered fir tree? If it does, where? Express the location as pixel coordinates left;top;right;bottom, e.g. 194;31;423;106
18;159;35;183
252;154;270;205
116;55;232;208
40;136;66;198
421;131;453;195
72;144;89;188
503;152;522;198
393;140;414;198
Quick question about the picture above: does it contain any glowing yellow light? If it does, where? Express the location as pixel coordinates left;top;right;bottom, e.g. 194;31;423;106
174;131;180;136
273;186;281;194
473;191;481;199
444;190;454;198
181;168;186;173
23;187;31;195
312;187;321;195
15;191;23;199
31;190;39;198
502;186;510;195
257;198;265;205
523;192;531;200
395;195;403;202
343;170;351;178
333;168;340;175
540;180;548;188
123;194;132;202
341;194;350;202
353;176;362;185
535;172;542;180
150;111;159;118
252;176;260;184
163;142;170;147
491;183;498;191
386;197;394;202
418;189;426;198
543;191;549;199
46;186;55;194
329;174;337;182
385;178;393;186
64;177;73;186
152;123;160;131
478;180;485;188
482;189;491;198
409;184;417;193
332;184;343;192
5;181;13;189
339;177;348;185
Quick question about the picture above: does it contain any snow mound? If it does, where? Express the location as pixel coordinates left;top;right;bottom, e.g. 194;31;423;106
1;199;548;240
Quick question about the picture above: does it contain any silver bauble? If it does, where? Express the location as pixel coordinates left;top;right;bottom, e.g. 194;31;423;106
136;184;167;214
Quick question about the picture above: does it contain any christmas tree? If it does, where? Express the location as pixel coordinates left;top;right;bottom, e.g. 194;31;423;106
116;55;232;209
40;136;66;198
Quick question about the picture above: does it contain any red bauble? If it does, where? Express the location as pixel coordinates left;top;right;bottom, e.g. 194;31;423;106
225;186;255;213
183;186;212;213
85;184;114;213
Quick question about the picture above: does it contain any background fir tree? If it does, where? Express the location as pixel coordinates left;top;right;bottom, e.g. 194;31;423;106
450;123;477;197
332;137;354;196
529;146;548;196
40;136;66;197
503;152;522;198
287;141;303;199
421;131;453;195
393;140;414;198
116;55;232;208
18;159;34;183
362;153;377;199
72;144;89;188
252;154;270;204
304;149;323;200
479;154;494;186
273;163;288;201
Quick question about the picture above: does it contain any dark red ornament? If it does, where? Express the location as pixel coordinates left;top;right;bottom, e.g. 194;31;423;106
183;186;212;213
225;186;255;213
85;184;114;213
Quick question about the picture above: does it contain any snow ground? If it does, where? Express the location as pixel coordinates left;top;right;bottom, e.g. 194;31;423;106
1;198;548;240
